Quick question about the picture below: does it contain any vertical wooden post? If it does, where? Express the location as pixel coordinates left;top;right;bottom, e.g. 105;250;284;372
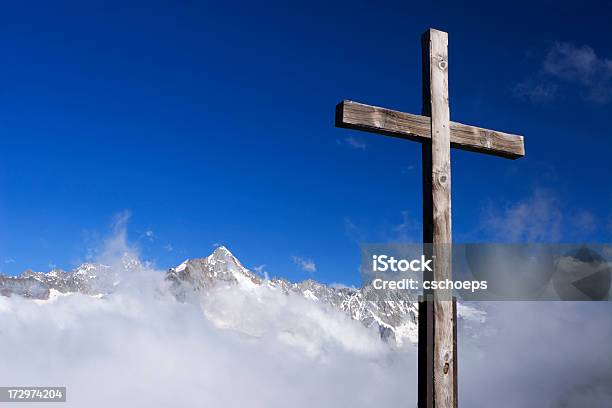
418;28;457;408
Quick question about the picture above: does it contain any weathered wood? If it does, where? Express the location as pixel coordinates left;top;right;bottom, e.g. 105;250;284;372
336;100;525;159
427;28;456;408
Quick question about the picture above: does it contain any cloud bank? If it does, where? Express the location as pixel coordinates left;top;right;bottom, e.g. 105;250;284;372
0;222;610;407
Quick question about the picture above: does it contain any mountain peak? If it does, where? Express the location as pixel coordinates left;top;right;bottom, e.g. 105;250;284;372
211;245;234;258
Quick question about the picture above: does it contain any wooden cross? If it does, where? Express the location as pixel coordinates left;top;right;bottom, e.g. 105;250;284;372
334;28;525;408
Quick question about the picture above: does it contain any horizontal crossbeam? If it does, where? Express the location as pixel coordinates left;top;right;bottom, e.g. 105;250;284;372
336;100;525;159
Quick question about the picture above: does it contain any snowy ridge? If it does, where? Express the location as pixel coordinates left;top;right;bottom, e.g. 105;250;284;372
0;253;142;299
167;246;420;344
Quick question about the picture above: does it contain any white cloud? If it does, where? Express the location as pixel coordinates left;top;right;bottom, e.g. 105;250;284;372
478;188;601;242
252;264;269;280
513;80;558;103
391;211;420;242
480;189;563;242
459;302;612;408
0;226;410;408
0;283;411;408
144;230;155;241
253;264;266;273
111;210;131;233
292;256;316;273
401;164;416;174
515;41;612;103
543;43;611;85
344;218;365;243
163;244;174;252
2;272;610;407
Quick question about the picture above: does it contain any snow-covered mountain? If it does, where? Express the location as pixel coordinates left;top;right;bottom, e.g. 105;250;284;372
0;255;140;299
0;246;425;344
167;246;419;344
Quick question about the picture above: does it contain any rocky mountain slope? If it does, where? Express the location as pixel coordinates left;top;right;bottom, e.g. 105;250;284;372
167;246;419;343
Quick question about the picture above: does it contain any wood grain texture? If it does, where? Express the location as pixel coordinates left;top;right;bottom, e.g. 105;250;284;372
336;100;525;159
428;28;455;408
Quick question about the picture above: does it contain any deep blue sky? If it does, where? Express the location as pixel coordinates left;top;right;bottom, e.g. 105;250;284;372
1;0;611;284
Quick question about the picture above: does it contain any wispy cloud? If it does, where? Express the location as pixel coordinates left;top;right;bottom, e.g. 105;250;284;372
344;218;365;243
337;136;367;151
111;210;131;233
291;256;316;273
252;264;269;279
478;188;601;242
4;258;15;264
480;189;563;242
513;81;558;103
344;211;420;244
515;41;612;103
144;230;154;241
391;211;420;242
253;264;266;273
401;164;416;174
543;43;611;85
81;210;140;266
163;244;174;252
